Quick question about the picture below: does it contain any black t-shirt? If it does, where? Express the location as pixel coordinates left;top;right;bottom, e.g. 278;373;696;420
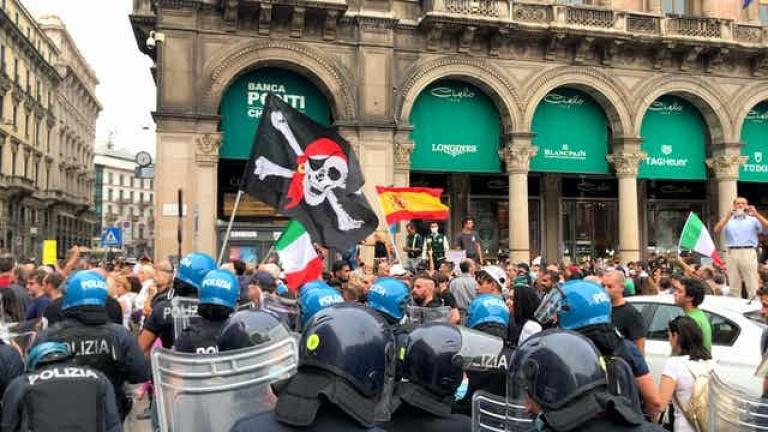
143;297;176;349
43;297;123;326
456;232;480;258
611;303;645;342
439;290;458;309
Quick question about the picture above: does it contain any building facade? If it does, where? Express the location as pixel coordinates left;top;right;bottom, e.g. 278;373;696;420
132;0;768;264
0;1;99;260
94;145;155;258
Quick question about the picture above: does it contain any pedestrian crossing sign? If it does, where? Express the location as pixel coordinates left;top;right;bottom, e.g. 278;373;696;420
101;227;122;248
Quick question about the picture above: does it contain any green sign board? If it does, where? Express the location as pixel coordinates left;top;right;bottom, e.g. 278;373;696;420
409;80;502;173
530;88;609;174
639;96;707;180
740;102;768;182
219;68;332;159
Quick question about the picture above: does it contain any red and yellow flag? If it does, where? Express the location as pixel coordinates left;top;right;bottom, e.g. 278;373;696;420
376;186;449;225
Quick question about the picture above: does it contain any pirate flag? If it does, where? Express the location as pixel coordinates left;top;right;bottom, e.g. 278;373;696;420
241;93;378;252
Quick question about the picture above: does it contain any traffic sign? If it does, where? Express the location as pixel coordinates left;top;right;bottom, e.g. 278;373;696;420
101;227;122;248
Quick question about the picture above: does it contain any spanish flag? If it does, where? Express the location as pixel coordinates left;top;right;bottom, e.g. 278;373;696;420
376;186;449;225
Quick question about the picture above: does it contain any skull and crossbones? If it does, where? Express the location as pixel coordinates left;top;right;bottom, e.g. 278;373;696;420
252;110;364;231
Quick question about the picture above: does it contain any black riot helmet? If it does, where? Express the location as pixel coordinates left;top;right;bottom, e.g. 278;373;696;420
508;329;607;411
275;303;397;428
216;309;292;352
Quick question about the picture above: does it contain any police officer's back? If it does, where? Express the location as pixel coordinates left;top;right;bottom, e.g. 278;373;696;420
297;281;343;329
366;277;412;364
1;342;121;432
32;271;149;421
0;339;23;403
175;269;239;354
507;329;663;432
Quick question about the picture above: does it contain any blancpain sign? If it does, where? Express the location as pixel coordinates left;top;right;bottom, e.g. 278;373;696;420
246;83;306;118
432;143;478;157
743;151;768;173
543;144;587;161
645;144;688;167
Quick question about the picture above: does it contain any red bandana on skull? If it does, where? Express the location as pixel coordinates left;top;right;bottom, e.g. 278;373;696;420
284;137;347;210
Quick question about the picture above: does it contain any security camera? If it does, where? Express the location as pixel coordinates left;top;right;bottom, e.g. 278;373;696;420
146;31;165;50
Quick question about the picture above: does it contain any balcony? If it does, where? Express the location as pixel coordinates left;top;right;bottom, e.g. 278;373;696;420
5;175;35;195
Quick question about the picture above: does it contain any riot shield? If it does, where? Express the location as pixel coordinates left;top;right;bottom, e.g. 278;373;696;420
407;305;451;325
471;391;533;432
261;294;300;332
710;363;768;430
171;296;200;342
152;333;299;432
0;318;44;360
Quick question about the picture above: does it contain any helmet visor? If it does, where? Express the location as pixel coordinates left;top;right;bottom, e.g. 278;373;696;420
453;326;505;372
534;286;564;325
171;296;201;342
407;305;451;325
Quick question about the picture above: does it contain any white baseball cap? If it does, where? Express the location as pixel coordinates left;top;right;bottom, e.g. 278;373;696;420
480;265;508;291
389;264;408;277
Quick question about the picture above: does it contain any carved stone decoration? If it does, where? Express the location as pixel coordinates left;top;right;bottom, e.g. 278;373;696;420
600;40;624;66
488;29;506;57
573;36;595;65
705;48;729;74
499;145;537;174
426;23;444;52
394;141;415;170
680;46;704;72
607;152;647;178
458;26;477;54
652;43;673;70
258;4;272;36
196;133;221;166
323;11;339;41
706;154;747;181
544;33;565;61
290;7;306;38
750;53;768;77
224;0;239;27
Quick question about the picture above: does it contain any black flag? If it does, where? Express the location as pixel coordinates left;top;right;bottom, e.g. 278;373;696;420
241;94;378;251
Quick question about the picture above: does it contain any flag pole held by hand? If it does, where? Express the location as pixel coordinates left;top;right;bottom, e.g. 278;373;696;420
217;189;244;266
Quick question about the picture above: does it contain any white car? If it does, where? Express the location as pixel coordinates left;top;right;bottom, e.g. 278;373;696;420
626;295;766;395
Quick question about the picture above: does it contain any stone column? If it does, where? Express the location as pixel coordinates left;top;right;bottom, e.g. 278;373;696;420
194;133;221;256
501;133;536;264
706;152;747;246
607;151;646;263
647;0;661;14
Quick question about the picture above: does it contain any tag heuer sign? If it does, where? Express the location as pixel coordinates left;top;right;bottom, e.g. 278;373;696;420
740;101;768;182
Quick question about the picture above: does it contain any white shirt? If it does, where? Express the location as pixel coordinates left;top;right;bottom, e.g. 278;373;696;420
518;320;542;345
662;356;712;432
134;278;154;310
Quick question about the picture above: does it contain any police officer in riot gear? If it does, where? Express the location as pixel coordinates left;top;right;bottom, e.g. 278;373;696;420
175;269;239;354
2;342;121;431
535;279;661;417
0;337;23;402
507;329;664;431
32;271;150;421
367;277;410;326
138;252;216;352
217;308;293;352
454;293;511;414
230;303;397;431
297;280;343;329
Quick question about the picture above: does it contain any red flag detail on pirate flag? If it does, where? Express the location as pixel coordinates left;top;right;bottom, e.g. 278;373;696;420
241;93;378;252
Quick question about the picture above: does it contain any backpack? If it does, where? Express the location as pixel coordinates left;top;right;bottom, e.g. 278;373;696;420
603;355;643;415
674;359;713;432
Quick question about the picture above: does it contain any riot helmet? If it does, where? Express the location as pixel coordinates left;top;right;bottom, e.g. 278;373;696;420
274;303;397;428
298;281;343;327
199;269;239;310
62;271;108;310
367;277;410;323
27;341;73;371
507;329;607;411
467;294;510;329
217;309;292;352
534;279;611;330
175;252;216;296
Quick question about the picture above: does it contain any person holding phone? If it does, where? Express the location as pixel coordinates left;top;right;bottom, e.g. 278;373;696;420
714;197;768;299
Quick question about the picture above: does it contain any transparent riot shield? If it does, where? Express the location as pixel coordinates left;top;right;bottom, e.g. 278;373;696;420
171;296;200;342
0;318;45;360
407;305;451;325
710;362;768;430
261;294;300;332
152;333;299;432
471;391;533;432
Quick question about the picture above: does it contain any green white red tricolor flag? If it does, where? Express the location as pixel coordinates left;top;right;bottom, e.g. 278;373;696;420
678;212;724;266
276;220;324;294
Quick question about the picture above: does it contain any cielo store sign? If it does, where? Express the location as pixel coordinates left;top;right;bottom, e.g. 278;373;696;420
639;96;706;180
219;68;331;159
530;88;609;174
409;80;501;173
740;102;768;182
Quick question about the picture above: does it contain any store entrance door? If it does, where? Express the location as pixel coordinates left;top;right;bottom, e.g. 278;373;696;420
561;199;618;260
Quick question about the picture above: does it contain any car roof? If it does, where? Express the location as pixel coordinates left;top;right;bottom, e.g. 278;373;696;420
628;295;761;315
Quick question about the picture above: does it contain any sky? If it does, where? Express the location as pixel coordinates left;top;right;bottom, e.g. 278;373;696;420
23;0;156;155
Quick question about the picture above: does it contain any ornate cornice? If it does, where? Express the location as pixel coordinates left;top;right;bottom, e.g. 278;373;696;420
607;151;647;178
195;133;221;166
706;154;747;180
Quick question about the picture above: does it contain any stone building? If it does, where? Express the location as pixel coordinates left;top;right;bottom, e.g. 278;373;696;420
94;144;155;258
131;0;768;264
0;1;99;260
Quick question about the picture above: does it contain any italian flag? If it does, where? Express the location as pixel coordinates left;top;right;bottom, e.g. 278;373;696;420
276;220;324;294
678;212;724;266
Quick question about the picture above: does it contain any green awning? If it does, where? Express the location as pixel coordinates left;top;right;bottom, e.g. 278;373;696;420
639;96;707;180
530;88;610;174
740;102;768;182
409;80;502;173
218;68;331;159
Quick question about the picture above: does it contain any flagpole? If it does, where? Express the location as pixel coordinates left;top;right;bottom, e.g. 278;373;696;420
375;189;402;264
259;244;275;265
217;189;243;266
